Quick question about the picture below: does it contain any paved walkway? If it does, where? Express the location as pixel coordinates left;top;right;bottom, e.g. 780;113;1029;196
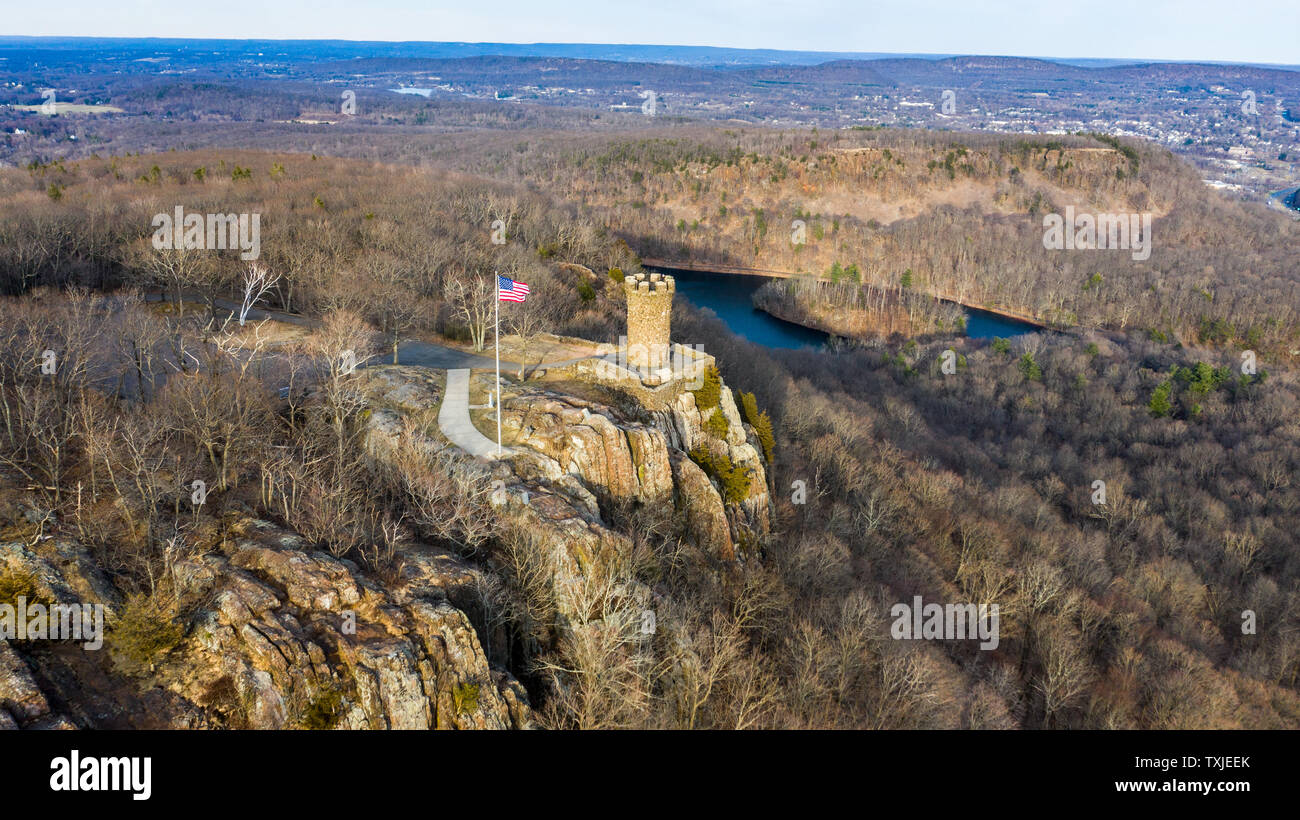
438;369;510;459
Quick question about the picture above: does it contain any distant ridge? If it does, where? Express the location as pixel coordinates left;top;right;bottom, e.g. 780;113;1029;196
0;36;1296;73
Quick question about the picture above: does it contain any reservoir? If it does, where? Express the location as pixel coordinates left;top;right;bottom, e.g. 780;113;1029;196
653;267;1039;349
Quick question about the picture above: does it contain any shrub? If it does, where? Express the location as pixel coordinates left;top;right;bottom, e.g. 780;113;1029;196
110;594;184;675
577;281;596;302
440;320;473;344
453;683;480;715
1148;379;1174;418
693;365;722;411
704;409;729;439
1174;361;1231;396
1197;316;1236;346
0;566;54;640
737;391;774;463
689;446;752;505
301;686;343;730
0;565;48;608
752;413;775;463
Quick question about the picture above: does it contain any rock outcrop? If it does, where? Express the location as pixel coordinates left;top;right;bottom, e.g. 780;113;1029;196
166;521;527;730
0;519;529;730
0;358;772;731
489;374;770;562
0;639;74;729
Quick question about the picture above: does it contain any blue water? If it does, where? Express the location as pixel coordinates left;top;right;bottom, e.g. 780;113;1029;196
655;267;1038;349
964;307;1042;339
660;267;830;350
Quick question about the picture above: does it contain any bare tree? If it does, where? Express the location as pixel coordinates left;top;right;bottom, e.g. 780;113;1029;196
444;272;494;352
507;302;553;379
237;262;281;326
113;289;169;403
130;243;205;318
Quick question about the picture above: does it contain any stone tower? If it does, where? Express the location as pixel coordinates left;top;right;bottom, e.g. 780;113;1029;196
623;271;674;371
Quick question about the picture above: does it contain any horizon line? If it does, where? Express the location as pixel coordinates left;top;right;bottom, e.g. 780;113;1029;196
1;34;1297;72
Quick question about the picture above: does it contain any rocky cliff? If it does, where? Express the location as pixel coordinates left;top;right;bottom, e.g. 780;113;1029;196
1;361;771;730
1;517;528;730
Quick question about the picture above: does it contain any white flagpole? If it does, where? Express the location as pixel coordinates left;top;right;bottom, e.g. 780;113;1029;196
495;272;502;455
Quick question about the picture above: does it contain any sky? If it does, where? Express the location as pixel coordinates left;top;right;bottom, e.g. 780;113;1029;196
7;0;1299;65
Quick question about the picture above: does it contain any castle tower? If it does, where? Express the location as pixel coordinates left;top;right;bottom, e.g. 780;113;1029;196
623;272;674;372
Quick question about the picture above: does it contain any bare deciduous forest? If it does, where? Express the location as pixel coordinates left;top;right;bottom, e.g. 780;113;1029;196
0;37;1298;731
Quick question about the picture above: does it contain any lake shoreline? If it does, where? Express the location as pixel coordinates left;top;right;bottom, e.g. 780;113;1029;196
643;259;1051;336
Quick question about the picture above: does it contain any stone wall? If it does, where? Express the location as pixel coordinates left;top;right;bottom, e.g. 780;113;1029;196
623;272;674;370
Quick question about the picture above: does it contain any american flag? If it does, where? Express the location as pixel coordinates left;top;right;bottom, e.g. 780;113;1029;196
498;274;530;303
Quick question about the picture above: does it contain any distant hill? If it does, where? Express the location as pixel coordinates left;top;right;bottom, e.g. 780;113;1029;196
1;36;1297;72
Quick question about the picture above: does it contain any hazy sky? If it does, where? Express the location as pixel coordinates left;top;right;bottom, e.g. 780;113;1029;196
9;0;1299;64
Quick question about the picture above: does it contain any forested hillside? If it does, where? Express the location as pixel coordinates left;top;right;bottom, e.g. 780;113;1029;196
1;133;1298;729
0;151;637;345
680;307;1300;728
461;127;1299;358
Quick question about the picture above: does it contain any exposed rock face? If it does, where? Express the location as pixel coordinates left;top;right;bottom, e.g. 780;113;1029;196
670;453;734;560
0;520;529;731
175;522;528;730
357;364;772;712
0;639;74;729
498;392;674;506
652;389;771;549
1;359;772;732
487;374;771;562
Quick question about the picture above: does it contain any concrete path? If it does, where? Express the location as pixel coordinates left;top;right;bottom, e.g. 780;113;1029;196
438;369;510;459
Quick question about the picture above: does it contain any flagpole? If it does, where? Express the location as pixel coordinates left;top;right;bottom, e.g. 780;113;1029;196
494;271;502;455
